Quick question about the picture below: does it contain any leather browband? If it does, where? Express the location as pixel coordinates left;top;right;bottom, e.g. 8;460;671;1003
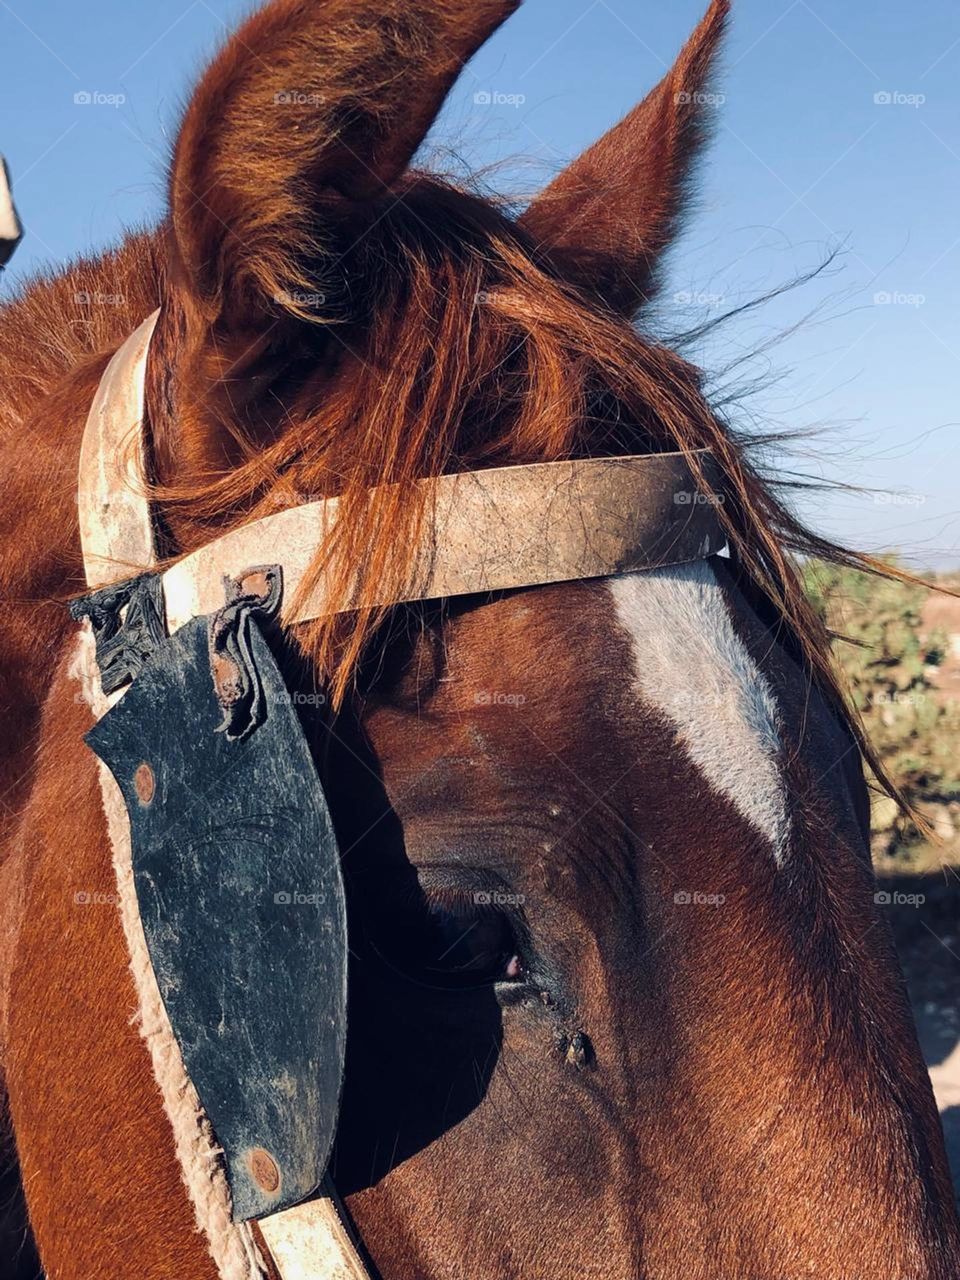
78;311;725;633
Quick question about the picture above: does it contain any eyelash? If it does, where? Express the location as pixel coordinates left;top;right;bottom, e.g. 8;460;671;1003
420;884;496;916
366;880;529;989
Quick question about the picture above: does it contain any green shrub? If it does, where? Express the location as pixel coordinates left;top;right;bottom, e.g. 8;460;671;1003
803;559;960;863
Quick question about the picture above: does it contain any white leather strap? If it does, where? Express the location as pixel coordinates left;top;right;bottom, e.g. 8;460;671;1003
78;309;160;585
161;452;721;633
258;1185;371;1280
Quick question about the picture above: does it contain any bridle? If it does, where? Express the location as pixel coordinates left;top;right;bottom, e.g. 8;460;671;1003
79;313;723;635
72;310;726;1280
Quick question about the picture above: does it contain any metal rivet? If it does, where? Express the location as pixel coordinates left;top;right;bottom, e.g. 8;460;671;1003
249;1147;281;1194
240;570;270;598
133;763;155;806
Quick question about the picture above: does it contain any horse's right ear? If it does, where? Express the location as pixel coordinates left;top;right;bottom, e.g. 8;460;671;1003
520;0;729;316
169;0;519;325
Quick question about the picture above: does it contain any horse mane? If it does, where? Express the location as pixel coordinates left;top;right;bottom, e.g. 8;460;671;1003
0;230;164;436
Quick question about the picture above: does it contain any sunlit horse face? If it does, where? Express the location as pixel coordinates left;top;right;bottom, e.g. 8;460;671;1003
2;1;958;1279
325;574;954;1280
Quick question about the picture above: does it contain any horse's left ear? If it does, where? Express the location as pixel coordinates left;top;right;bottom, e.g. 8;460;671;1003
168;0;520;323
520;0;730;317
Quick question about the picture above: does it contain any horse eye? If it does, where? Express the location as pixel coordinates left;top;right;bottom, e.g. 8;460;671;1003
419;905;522;986
374;898;525;990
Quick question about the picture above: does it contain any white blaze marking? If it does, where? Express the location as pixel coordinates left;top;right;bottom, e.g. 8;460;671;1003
608;561;790;863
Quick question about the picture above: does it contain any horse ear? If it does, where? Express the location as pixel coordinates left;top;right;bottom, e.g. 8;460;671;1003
169;0;520;321
520;0;730;317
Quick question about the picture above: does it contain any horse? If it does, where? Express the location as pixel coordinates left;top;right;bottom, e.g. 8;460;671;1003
0;1;958;1277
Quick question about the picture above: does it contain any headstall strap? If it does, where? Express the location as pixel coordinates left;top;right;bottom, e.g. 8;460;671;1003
77;310;159;589
71;312;728;1280
72;311;371;1279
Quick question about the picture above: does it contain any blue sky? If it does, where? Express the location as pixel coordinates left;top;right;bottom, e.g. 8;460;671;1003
2;0;958;565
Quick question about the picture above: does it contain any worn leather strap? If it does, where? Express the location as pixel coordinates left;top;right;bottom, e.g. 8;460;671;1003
77;312;375;1279
162;451;721;632
79;314;724;632
78;310;159;581
258;1183;370;1280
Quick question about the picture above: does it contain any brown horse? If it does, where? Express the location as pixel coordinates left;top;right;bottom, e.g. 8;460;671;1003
1;1;958;1277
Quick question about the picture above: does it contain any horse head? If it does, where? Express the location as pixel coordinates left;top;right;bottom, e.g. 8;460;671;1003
135;2;958;1273
2;2;957;1278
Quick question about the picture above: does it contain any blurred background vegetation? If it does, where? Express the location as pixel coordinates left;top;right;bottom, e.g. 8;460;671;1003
804;559;960;872
804;558;960;1198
